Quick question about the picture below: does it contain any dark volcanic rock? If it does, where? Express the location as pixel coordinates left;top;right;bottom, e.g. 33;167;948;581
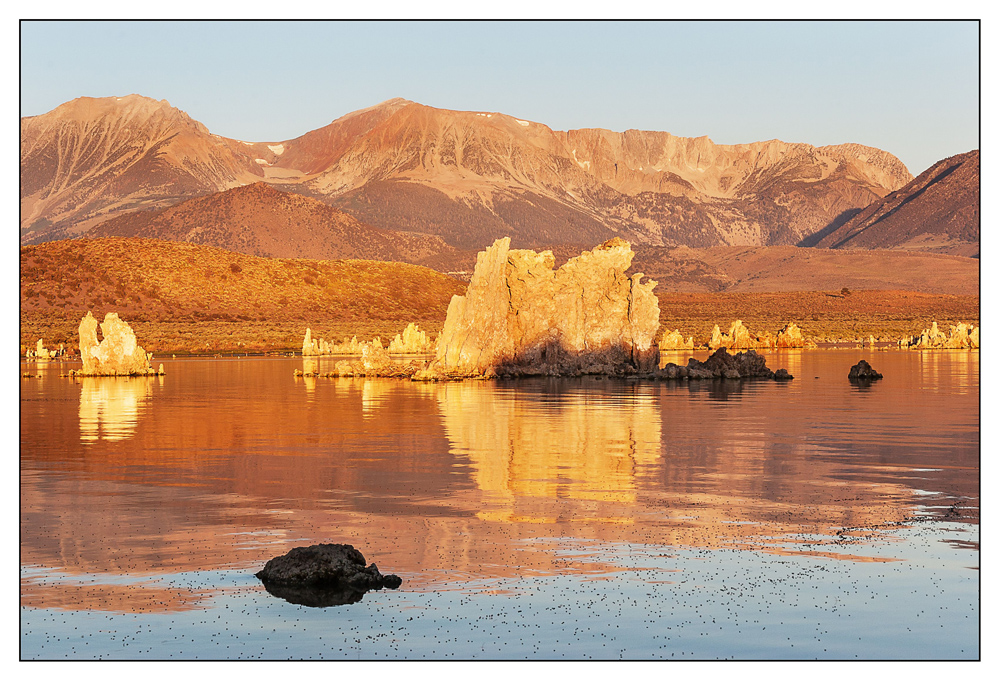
255;544;401;607
669;348;791;380
848;360;883;381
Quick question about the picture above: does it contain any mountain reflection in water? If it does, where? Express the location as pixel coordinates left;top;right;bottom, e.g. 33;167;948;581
20;352;978;618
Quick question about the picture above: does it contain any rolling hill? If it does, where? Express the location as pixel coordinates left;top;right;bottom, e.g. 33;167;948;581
88;181;471;271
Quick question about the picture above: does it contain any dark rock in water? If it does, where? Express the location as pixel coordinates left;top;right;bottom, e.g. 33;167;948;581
848;360;883;381
669;348;791;381
774;369;793;380
255;544;401;607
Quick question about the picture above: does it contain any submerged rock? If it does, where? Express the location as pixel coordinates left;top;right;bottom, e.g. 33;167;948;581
255;544;401;607
848;360;883;381
75;312;162;376
425;237;660;379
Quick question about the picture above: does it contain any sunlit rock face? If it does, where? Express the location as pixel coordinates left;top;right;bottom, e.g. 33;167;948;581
899;321;979;349
428;237;660;378
34;339;52;360
302;330;379;356
658;329;694;350
708;320;775;351
775;322;811;348
388;323;432;354
78;312;159;376
296;341;423;378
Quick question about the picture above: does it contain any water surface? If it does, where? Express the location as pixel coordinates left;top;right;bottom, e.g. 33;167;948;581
20;350;979;659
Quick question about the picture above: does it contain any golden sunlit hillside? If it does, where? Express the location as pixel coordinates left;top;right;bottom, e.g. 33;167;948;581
20;237;466;354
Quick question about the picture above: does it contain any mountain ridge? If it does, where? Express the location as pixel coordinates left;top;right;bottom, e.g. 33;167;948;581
22;95;921;251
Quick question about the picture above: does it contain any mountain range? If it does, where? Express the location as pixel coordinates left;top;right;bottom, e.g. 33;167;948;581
26;94;974;256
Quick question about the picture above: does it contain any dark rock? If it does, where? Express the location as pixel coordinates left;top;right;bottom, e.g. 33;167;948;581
773;368;793;380
255;544;401;607
848;360;883;381
669;348;790;380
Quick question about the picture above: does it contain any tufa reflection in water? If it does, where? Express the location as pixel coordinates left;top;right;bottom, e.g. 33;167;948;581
78;376;162;443
434;380;661;519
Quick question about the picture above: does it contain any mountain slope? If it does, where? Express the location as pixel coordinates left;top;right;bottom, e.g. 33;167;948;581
22;95;915;250
88;181;470;269
20;95;269;242
809;150;979;257
289;100;913;249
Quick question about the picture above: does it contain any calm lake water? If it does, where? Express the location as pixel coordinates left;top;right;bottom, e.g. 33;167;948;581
20;350;979;660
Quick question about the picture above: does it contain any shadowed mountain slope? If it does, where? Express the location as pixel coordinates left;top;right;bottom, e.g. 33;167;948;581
88;181;470;270
809;150;979;257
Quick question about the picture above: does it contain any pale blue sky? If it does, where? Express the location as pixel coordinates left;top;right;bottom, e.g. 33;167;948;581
20;20;979;175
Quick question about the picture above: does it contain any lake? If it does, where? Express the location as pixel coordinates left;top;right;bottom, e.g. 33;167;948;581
20;350;979;660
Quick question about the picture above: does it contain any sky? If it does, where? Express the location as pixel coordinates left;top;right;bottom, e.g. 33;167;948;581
19;19;979;176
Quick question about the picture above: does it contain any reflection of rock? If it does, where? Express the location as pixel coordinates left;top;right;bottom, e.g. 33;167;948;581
848;360;883;381
658;329;694;350
255;544;401;607
434;381;661;513
260;581;368;608
79;376;155;442
660;348;792;380
425;238;660;379
76;312;162;376
388;323;432;354
898;321;979;349
708;320;774;350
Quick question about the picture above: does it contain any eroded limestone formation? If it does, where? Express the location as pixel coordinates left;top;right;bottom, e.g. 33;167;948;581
295;342;424;378
898;321;979;350
421;237;660;379
775;322;809;348
708;320;775;351
304;329;371;356
34;339;52;360
75;312;162;376
303;325;430;357
658;329;695;350
388;323;432;354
